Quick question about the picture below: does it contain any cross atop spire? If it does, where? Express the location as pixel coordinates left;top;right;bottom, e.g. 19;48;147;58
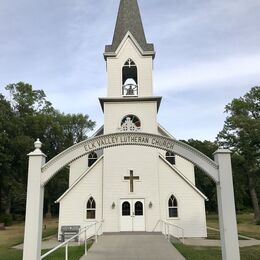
105;0;155;58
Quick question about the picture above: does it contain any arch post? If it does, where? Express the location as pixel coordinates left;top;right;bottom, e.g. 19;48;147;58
23;139;46;260
214;149;240;260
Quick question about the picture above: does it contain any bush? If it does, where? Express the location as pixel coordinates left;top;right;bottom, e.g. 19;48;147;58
256;220;260;225
13;214;24;222
0;214;13;226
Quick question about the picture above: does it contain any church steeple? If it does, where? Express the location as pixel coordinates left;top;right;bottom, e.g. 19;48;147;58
105;0;155;58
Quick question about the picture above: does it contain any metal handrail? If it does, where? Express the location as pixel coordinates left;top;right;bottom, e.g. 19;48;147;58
153;219;184;244
41;220;103;260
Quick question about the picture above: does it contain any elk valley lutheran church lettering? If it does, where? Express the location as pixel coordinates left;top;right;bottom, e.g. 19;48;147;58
84;134;175;152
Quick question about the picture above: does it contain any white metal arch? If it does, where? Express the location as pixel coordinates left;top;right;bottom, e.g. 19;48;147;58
41;132;219;186
23;135;240;260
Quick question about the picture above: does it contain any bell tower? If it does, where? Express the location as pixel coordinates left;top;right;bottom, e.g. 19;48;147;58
104;0;156;97
101;0;163;233
100;0;161;134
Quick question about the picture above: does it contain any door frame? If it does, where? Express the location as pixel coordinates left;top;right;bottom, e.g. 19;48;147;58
119;198;146;232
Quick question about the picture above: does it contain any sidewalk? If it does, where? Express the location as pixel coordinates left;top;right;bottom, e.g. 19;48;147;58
80;233;185;260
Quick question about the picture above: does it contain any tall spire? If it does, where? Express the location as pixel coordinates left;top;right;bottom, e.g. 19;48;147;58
105;0;155;57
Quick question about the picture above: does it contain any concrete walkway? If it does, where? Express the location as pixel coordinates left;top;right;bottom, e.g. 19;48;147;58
80;233;185;260
184;237;260;248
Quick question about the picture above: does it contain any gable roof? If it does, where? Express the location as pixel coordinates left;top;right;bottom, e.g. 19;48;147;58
104;0;155;58
56;156;104;203
159;155;208;201
91;125;104;138
158;124;175;139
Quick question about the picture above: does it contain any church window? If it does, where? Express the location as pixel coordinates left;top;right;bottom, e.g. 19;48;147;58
88;152;98;167
122;201;131;216
168;195;178;218
134;201;143;216
119;115;141;132
122;59;138;96
86;197;96;219
166;151;176;165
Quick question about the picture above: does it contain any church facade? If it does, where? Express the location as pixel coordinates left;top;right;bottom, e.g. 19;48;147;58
57;0;207;238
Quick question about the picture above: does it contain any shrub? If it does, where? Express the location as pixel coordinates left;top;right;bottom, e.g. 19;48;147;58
0;214;13;226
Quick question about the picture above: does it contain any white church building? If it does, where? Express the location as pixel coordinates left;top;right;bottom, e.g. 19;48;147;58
56;0;207;238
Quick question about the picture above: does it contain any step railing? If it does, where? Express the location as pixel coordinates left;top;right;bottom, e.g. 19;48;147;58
41;220;103;260
153;219;184;244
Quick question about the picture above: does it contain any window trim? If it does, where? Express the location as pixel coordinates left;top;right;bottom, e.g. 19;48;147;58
166;151;176;165
88;152;98;167
122;58;138;97
86;196;96;220
167;194;179;219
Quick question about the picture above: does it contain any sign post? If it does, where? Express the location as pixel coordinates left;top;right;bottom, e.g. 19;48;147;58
23;139;46;260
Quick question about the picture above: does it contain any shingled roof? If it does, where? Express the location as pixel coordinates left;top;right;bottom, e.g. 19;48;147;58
104;0;155;58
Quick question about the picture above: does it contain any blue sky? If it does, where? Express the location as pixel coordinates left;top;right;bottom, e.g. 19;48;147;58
1;0;260;141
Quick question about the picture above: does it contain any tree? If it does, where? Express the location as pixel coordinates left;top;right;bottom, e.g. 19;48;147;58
0;94;15;216
1;82;96;219
183;139;218;213
217;86;260;222
185;139;252;213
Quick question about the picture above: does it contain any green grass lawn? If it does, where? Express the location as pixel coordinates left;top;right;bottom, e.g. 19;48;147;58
172;212;260;260
0;245;90;260
207;213;260;240
0;218;93;260
174;244;260;260
42;243;93;260
0;218;59;260
206;228;248;240
1;213;259;260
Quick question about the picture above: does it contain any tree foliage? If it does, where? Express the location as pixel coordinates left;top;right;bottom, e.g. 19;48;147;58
183;139;218;213
185;139;254;214
217;86;260;221
0;82;95;220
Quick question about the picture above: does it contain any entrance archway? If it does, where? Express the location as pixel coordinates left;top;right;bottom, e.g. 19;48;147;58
23;133;240;260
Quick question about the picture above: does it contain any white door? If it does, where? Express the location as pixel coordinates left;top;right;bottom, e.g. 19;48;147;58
120;200;133;231
132;199;145;231
120;199;145;231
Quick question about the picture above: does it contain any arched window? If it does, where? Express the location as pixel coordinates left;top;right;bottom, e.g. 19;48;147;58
86;197;96;219
88;152;98;167
135;201;143;216
166;151;176;165
119;115;141;132
122;201;131;216
168;195;178;218
122;59;138;96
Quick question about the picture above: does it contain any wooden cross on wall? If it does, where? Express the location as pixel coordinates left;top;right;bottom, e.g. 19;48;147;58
124;170;139;192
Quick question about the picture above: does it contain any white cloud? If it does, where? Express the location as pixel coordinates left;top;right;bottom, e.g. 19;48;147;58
48;86;106;113
1;0;260;141
154;53;260;93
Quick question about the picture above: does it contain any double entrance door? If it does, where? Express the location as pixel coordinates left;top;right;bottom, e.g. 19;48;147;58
120;199;145;231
